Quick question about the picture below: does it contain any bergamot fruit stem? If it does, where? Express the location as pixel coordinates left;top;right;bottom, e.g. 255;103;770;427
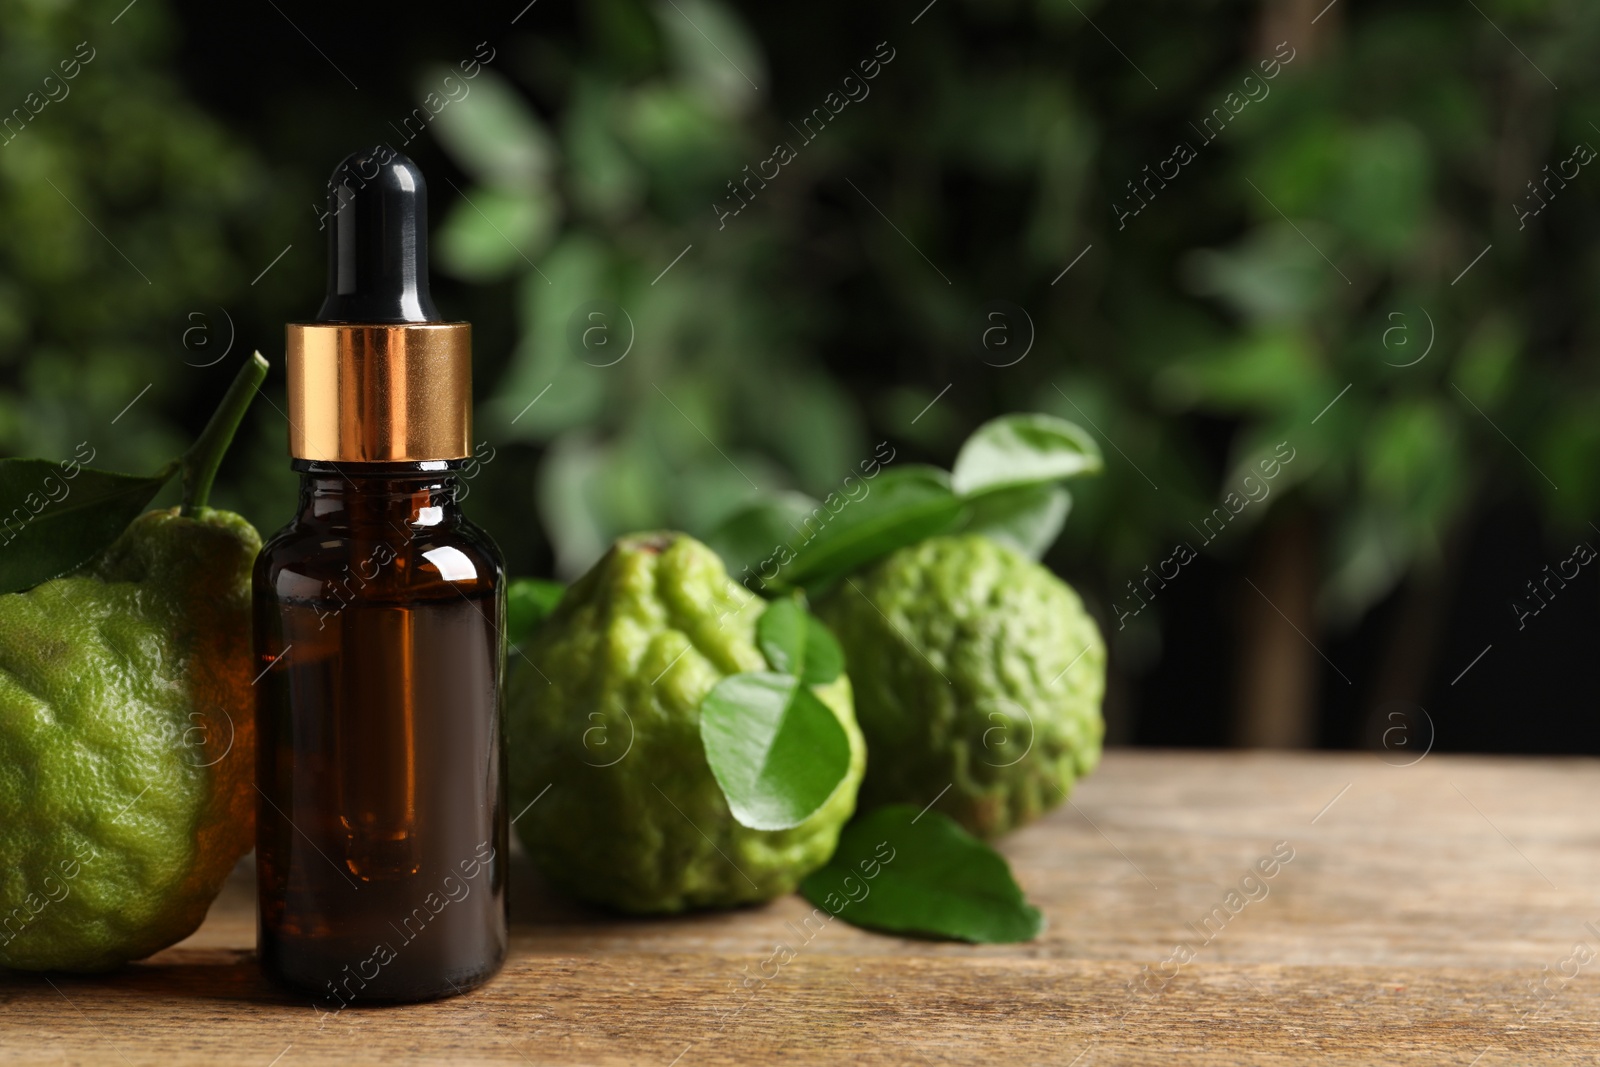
180;351;269;516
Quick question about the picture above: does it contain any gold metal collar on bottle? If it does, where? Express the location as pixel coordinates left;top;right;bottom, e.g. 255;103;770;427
285;322;471;462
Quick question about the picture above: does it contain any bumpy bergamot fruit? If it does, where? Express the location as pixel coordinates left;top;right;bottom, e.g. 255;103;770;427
508;532;865;913
815;534;1104;838
0;508;259;972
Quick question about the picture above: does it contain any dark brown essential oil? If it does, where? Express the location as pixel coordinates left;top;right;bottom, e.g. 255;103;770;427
254;462;507;1003
254;147;507;1004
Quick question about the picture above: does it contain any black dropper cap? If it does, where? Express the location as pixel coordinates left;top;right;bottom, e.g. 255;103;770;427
314;147;441;324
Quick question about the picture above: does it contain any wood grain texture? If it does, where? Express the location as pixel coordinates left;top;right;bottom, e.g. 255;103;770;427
5;750;1600;1066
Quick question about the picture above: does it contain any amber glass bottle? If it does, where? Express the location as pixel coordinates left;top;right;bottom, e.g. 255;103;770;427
253;147;507;1003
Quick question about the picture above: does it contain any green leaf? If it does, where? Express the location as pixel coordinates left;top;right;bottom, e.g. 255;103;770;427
428;68;555;191
507;578;565;647
757;598;843;685
436;186;556;282
653;0;766;117
0;352;269;595
699;671;852;831
950;413;1102;497
702;490;821;587
567;83;645;219
784;466;966;591
1156;331;1325;415
961;484;1072;559
800;805;1044;943
0;460;176;595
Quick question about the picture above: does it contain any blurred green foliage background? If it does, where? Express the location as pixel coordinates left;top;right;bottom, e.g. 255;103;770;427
2;0;1595;749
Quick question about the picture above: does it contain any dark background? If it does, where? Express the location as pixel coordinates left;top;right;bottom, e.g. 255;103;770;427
2;0;1594;752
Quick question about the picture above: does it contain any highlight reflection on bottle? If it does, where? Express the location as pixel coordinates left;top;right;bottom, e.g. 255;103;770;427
253;146;508;1003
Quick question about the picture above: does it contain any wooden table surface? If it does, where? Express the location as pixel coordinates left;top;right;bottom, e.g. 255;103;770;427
4;750;1599;1065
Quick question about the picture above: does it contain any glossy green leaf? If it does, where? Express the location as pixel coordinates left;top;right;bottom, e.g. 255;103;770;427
0;460;176;595
507;578;566;646
757;598;843;685
699;671;852;831
950;413;1102;497
961;484;1072;559
783;466;966;591
702;490;821;589
800;804;1044;943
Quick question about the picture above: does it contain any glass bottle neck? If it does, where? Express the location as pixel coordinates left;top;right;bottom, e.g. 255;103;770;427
292;460;467;530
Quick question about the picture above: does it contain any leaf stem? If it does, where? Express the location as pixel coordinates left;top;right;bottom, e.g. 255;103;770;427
180;351;269;516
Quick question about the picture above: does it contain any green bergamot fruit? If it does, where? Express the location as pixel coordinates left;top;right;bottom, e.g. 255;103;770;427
815;534;1104;837
507;532;865;913
0;508;259;971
